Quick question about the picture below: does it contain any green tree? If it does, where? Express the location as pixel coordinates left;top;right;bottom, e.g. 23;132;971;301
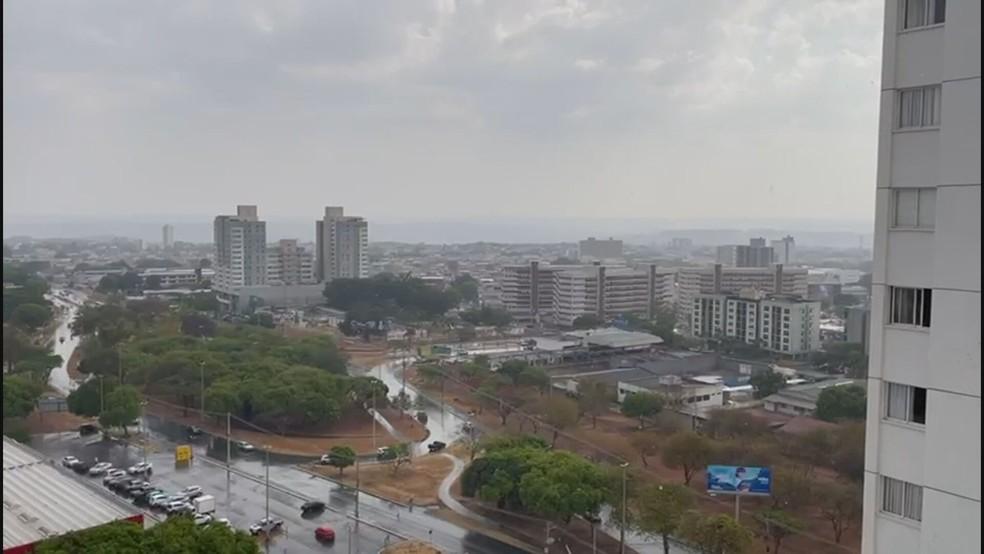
450;275;480;303
99;385;141;436
572;314;603;329
701;409;772;439
3;375;43;418
68;377;114;417
636;483;695;554
542;396;579;447
10;303;51;330
756;509;802;554
390;442;412;476
497;360;529;385
577;380;610;427
181;313;217;338
818;482;862;544
621;392;664;428
517;366;550;395
629;431;661;467
770;465;814;511
680;513;753;554
35;516;259;554
662;432;713;485
815;384;867;421
327;445;357;475
518;450;608;523
749;371;785;399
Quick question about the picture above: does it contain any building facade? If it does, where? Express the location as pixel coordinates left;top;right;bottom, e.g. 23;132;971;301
716;238;775;267
266;239;316;285
213;205;266;292
691;292;821;354
315;206;368;282
676;264;809;328
578;237;624;260
162;224;174;249
862;1;981;553
771;235;796;265
501;262;674;327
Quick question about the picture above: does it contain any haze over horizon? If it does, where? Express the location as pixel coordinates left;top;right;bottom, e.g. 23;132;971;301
4;0;883;223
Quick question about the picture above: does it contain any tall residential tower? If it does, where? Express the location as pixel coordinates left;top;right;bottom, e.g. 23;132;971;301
213;205;267;292
315;206;368;282
862;1;981;553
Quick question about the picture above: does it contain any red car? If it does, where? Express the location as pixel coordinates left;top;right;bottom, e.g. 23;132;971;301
315;526;335;542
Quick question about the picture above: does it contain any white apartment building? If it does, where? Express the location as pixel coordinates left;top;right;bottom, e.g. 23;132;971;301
315;206;368;282
501;262;674;327
691;292;821;354
138;268;215;288
771;235;796;265
213;205;266;292
266;239;316;285
863;1;981;553
676;264;808;329
161;224;174;249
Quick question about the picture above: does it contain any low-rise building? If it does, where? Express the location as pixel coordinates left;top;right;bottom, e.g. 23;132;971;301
762;378;864;416
139;268;214;288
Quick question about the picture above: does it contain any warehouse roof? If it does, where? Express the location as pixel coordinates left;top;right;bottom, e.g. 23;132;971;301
3;438;141;552
566;327;664;349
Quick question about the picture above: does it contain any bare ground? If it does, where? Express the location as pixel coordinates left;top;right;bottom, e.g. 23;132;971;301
305;453;453;506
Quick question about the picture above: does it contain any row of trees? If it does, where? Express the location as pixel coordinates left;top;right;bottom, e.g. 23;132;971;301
67;297;382;433
324;273;460;324
35;516;257;553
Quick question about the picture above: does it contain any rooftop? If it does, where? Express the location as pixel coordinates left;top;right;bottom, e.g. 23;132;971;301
3;438;141;551
565;327;664;349
763;378;865;408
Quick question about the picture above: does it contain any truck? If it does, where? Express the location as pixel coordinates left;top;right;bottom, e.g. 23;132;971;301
193;494;215;515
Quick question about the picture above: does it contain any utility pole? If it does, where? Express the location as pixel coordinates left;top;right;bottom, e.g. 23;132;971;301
199;360;206;421
226;412;232;491
620;462;628;554
99;375;105;413
354;457;361;519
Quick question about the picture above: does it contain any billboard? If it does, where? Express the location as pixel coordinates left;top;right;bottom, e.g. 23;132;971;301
706;465;772;496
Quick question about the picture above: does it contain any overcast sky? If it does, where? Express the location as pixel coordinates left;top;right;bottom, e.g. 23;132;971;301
3;0;883;223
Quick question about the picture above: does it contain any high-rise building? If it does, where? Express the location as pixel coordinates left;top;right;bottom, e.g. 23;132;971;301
771;235;796;264
315;206;368;282
161;224;174;249
677;264;808;330
578;237;624;260
213;205;266;292
716;238;775;267
691;291;821;354
862;1;981;553
500;262;674;327
266;239;316;285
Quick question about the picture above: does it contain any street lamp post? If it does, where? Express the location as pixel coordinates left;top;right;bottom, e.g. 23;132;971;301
620;462;629;554
199;361;205;421
354;457;361;519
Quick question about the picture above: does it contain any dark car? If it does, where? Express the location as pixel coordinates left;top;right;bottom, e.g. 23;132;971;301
301;501;326;517
78;424;99;436
72;462;92;474
132;488;163;505
187;425;203;438
427;441;447;453
111;477;141;492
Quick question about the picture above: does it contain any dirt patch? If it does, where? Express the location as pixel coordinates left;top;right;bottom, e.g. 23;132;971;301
66;347;83;381
144;399;404;457
22;410;96;434
380;539;443;554
306;453;453;506
378;408;430;443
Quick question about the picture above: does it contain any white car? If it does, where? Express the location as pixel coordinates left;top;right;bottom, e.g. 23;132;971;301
181;485;203;498
127;462;153;475
166;501;193;515
61;456;80;467
248;517;284;535
193;513;213;526
102;468;126;484
148;493;170;508
236;441;255;452
318;454;332;465
88;462;113;476
213;517;233;528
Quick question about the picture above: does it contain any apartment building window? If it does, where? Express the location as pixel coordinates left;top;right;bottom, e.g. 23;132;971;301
881;476;923;521
889;286;932;327
901;0;945;30
886;382;927;424
892;188;936;228
898;86;941;129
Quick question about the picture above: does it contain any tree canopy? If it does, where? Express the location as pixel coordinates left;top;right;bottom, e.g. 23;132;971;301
99;385;142;435
815;384;867;422
326;445;356;475
35;516;258;554
3;375;44;419
459;306;513;327
680;513;753;554
749;371;786;399
636;483;695;554
324;273;458;322
572;314;604;329
662;432;713;485
621;392;664;427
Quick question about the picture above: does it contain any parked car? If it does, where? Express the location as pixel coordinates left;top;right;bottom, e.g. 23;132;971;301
102;468;126;483
89;462;113;476
148;493;172;508
109;477;139;491
181;485;204;499
187;425;203;437
166;501;193;515
193;513;213;526
124;481;153;497
236;441;255;452
127;462;153;475
427;441;447;453
132;488;164;505
248;517;284;535
301;501;326;514
318;454;332;465
376;447;396;461
213;517;233;528
72;461;92;474
62;456;80;468
315;525;336;542
78;424;99;436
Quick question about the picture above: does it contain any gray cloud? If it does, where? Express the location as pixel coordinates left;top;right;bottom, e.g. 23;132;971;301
3;0;882;223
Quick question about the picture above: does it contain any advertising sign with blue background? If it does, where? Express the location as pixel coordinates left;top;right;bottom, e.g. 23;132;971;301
706;465;772;496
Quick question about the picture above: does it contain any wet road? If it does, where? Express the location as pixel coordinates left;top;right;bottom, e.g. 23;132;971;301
32;418;528;554
45;289;85;395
